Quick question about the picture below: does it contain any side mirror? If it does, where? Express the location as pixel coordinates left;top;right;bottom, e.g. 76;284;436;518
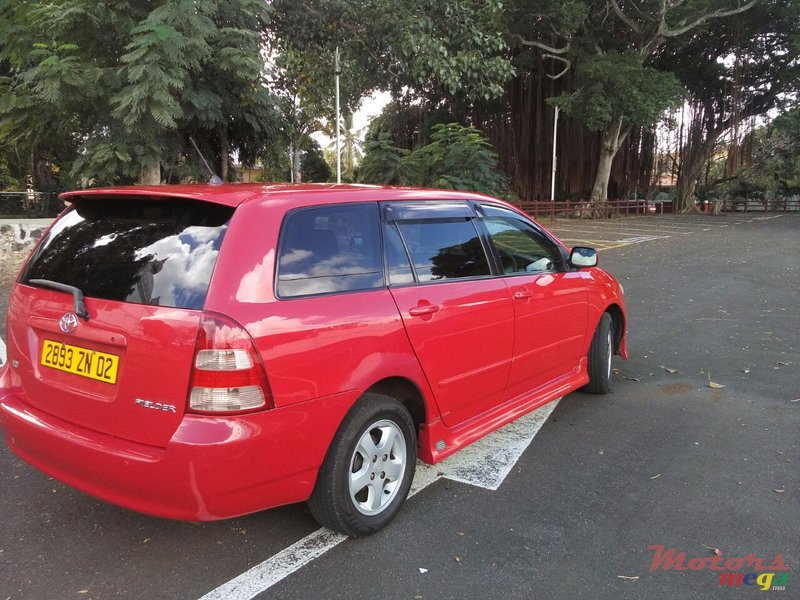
570;246;598;268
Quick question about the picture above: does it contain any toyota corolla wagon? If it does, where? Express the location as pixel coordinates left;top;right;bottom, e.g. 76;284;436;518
0;184;627;536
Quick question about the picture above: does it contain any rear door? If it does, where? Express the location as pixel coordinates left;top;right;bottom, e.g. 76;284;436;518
6;196;233;447
384;202;515;427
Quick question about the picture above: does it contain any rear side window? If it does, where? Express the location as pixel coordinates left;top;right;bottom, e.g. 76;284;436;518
276;203;384;298
21;197;232;310
395;219;491;282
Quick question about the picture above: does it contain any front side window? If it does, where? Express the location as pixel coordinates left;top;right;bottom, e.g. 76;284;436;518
21;197;232;309
481;205;562;274
277;203;383;298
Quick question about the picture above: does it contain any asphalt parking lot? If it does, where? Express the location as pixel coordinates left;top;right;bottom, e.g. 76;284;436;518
1;212;798;600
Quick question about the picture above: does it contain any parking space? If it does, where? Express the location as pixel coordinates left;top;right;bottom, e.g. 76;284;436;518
1;213;798;600
543;213;786;251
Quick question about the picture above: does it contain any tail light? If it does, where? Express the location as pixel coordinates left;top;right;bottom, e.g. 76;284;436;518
188;312;273;414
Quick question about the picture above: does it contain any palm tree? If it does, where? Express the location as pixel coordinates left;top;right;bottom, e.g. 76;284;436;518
322;112;364;182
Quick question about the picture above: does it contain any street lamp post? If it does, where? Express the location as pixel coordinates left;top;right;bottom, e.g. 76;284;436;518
551;105;560;202
335;48;342;184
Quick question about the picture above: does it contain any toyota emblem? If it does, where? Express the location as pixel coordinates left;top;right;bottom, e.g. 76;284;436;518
59;312;79;334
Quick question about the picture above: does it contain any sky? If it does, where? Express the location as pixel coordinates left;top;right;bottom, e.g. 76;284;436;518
312;90;391;149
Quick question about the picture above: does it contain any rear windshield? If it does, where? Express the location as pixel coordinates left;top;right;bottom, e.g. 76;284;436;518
21;197;233;310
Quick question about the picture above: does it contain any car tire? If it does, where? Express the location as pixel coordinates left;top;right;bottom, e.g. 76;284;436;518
308;393;416;537
584;312;614;394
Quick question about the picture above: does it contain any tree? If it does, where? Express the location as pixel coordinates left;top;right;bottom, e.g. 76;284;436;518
721;108;800;203
322;112;364;182
0;0;282;187
301;139;332;183
511;0;760;203
269;0;516;107
549;51;683;202
360;122;507;196
659;0;800;211
359;133;408;186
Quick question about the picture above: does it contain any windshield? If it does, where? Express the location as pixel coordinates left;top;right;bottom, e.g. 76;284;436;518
21;197;233;310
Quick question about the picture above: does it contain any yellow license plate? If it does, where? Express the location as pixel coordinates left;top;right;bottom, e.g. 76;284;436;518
41;339;119;384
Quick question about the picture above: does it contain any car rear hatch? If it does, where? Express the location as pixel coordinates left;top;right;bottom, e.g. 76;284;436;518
5;193;234;448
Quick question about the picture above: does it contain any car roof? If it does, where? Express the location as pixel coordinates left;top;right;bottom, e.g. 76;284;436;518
59;183;504;210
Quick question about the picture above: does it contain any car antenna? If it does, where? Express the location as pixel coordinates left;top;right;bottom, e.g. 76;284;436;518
189;136;223;185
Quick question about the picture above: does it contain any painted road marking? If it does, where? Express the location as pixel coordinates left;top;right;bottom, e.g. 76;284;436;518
545;213;780;252
198;401;560;600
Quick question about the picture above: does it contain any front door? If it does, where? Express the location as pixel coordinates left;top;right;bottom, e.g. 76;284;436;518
479;205;589;399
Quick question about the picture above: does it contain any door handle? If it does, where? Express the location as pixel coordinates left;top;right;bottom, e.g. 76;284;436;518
513;290;533;300
409;304;441;316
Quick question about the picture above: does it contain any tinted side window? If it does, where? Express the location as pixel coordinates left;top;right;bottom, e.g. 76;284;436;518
277;203;383;298
384;223;415;285
482;205;562;274
21;198;232;309
396;219;491;282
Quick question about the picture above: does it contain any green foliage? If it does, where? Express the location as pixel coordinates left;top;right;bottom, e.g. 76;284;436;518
301;139;332;183
0;0;282;187
404;123;507;195
550;52;684;131
360;124;507;196
270;0;515;106
359;133;408;185
724;109;800;199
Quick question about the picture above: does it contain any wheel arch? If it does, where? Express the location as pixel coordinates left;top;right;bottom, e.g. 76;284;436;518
604;303;626;355
365;377;428;433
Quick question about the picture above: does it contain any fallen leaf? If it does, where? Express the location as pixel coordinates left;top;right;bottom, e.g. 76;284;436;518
773;489;785;494
659;365;679;374
453;556;463;563
617;575;639;580
142;538;150;544
701;544;722;556
743;368;750;374
78;592;89;595
623;376;641;382
707;373;726;389
457;532;465;536
649;473;662;480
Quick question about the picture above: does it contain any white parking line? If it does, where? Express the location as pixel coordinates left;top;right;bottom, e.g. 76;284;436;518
198;402;559;600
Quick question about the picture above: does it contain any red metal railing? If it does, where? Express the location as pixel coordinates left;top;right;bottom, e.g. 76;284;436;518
516;199;672;220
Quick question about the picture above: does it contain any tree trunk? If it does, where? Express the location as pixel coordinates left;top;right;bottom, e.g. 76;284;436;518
291;144;302;183
219;127;229;182
590;119;632;203
676;129;721;212
140;161;161;185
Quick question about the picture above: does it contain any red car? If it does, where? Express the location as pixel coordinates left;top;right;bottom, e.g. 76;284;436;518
0;184;627;536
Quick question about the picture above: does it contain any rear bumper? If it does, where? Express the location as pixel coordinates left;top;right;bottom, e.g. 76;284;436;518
0;370;353;521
